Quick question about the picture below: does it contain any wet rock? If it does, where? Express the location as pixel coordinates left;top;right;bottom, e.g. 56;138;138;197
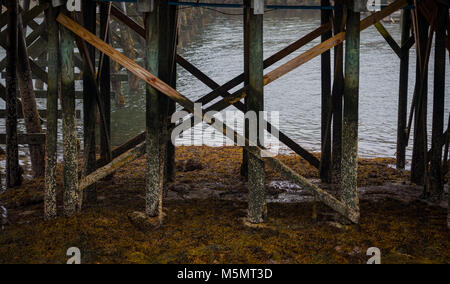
127;211;161;232
168;183;191;194
177;159;204;172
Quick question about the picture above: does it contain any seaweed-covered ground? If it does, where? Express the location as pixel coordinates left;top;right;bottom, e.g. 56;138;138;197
0;146;448;264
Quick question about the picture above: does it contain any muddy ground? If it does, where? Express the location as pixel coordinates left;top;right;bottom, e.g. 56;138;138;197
0;146;448;264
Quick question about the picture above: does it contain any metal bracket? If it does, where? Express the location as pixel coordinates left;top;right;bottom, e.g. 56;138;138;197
137;0;155;13
252;0;264;15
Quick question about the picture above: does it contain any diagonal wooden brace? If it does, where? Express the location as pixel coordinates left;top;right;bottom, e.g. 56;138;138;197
57;13;360;223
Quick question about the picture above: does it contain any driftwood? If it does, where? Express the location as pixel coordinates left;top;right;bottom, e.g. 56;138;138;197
57;14;360;223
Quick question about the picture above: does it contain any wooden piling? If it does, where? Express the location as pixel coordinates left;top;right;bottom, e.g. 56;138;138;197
241;0;250;178
396;8;411;170
82;0;98;203
320;0;332;183
158;0;174;188
17;15;45;178
246;5;266;224
332;0;345;183
430;3;448;200
340;1;361;222
411;11;429;186
166;1;179;183
5;0;21;188
61;11;79;216
56;12;360;223
44;2;59;220
145;0;165;218
99;2;112;175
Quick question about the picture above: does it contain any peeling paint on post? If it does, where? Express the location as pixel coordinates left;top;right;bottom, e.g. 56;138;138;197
340;1;360;222
145;0;164;218
61;10;79;216
44;2;59;219
247;3;266;224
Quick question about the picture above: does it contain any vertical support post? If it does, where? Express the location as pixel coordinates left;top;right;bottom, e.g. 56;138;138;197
241;0;251;178
44;2;60;219
340;0;361;222
246;2;266;224
61;9;79;216
411;11;429;186
158;0;171;187
332;0;344;183
430;3;447;200
17;15;45;178
166;0;178;183
82;0;97;203
5;0;21;188
145;0;165;218
320;0;332;183
396;8;411;170
99;2;112;171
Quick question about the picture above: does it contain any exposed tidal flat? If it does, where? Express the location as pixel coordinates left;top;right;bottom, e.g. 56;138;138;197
0;146;448;264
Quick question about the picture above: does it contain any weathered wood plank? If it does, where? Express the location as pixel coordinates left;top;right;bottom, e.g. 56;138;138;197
96;132;146;168
79;143;146;192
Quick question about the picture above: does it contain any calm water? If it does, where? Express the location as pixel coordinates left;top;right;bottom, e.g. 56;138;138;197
110;10;449;161
1;10;449;174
